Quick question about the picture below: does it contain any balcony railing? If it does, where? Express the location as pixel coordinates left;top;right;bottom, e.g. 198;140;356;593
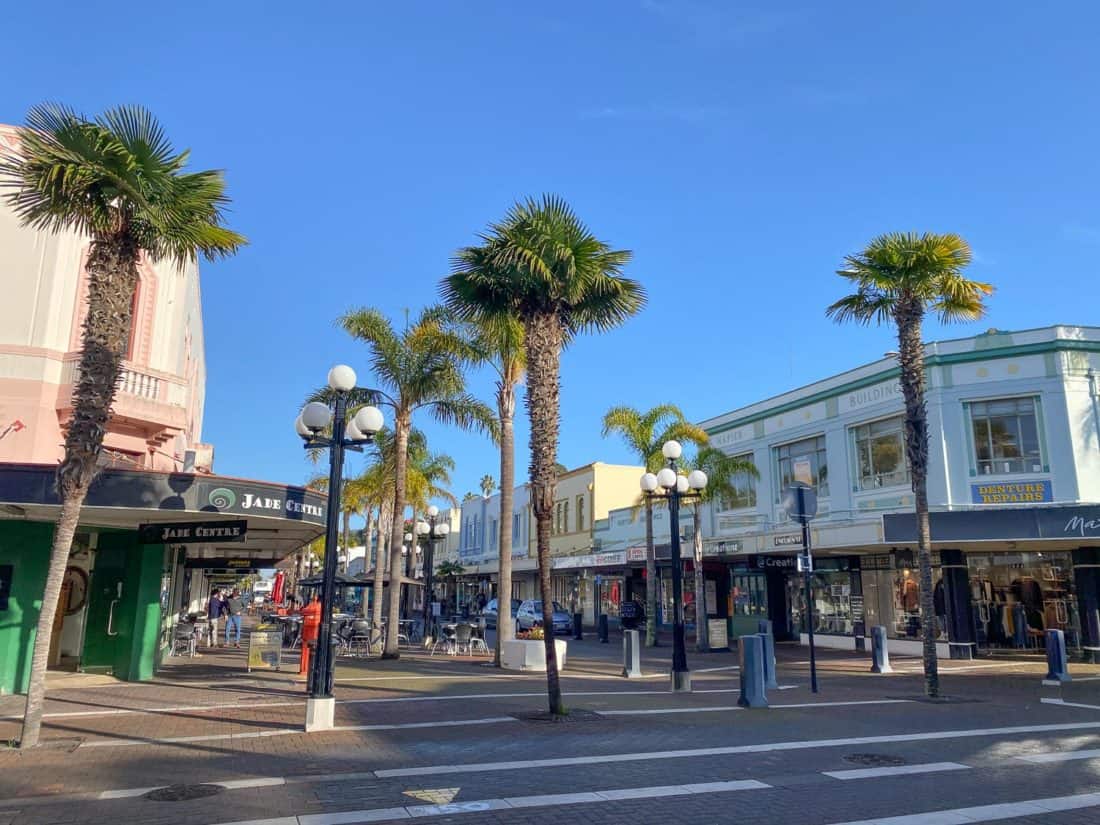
61;360;169;403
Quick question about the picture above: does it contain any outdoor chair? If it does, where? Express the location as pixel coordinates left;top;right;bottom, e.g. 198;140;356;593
171;621;198;657
349;619;373;657
454;622;473;655
469;619;489;656
430;624;457;656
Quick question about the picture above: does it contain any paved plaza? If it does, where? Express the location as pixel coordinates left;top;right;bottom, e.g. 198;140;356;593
1;623;1099;825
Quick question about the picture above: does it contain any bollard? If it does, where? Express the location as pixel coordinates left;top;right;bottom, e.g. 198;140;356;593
573;613;584;641
622;629;643;678
738;635;768;708
870;625;892;674
758;631;778;689
757;619;773;637
1043;629;1072;684
598;614;609;643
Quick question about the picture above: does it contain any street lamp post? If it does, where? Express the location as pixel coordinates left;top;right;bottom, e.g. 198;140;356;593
296;365;383;732
419;507;449;640
640;440;707;693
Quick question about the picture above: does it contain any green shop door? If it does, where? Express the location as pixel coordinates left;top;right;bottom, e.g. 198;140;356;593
81;537;128;673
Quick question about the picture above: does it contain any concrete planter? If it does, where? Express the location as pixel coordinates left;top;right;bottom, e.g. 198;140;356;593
500;638;568;672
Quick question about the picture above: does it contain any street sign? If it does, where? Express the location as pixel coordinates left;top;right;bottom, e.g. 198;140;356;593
782;482;817;523
797;554;813;573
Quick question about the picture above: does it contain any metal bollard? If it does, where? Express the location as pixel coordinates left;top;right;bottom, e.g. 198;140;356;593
757;619;773;637
870;625;892;674
1043;629;1072;684
758;631;778;689
622;629;642;678
737;635;768;708
598;614;609;643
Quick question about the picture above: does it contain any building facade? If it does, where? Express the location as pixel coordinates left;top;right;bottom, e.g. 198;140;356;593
690;325;1100;660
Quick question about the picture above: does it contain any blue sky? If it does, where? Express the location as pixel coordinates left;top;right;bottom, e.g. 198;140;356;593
3;2;1098;517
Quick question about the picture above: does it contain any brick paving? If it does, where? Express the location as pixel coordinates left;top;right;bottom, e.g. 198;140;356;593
1;631;1098;824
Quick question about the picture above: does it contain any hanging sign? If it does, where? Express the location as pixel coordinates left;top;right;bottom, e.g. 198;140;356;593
139;520;248;544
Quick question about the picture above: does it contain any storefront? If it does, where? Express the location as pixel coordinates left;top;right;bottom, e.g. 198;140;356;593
884;505;1100;662
0;464;324;694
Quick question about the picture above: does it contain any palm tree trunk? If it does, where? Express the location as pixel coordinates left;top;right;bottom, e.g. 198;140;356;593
644;498;658;647
372;499;390;643
495;383;516;665
384;415;410;658
896;301;939;698
341;508;351;573
693;503;708;653
21;236;138;748
524;312;565;715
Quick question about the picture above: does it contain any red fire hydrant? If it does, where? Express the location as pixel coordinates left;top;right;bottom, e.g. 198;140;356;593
298;596;321;677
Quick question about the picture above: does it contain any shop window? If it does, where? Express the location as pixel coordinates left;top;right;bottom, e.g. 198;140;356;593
775;435;829;499
969;397;1043;475
890;566;947;641
720;453;757;510
851;416;909;491
968;552;1079;652
788;571;854;635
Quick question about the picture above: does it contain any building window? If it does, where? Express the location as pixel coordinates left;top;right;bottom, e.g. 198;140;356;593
576;495;585;532
852;417;909;491
970;397;1043;475
513;512;521;544
490;518;498;551
720;453;757;510
775;435;829;498
563;500;570;533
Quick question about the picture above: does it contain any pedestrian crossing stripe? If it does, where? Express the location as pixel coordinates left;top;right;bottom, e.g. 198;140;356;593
403;788;460;804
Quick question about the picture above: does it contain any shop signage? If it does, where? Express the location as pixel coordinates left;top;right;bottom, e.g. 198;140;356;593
774;534;802;547
139;520;248;544
970;480;1052;504
704;540;743;557
886;505;1100;543
552;551;625;570
708;618;729;650
247;629;283;672
626;547;647;562
754;555;796;570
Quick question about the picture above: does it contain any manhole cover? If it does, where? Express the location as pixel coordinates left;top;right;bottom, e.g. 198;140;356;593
516;709;603;724
842;753;907;767
144;784;225;802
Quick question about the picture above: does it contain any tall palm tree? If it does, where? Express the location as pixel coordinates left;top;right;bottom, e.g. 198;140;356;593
692;447;758;651
443;195;645;715
827;232;992;697
0;104;244;748
480;474;497;497
452;315;526;663
601;405;708;646
339;307;495;658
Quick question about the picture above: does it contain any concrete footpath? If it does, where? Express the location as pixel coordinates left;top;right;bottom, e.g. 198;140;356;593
1;633;1098;825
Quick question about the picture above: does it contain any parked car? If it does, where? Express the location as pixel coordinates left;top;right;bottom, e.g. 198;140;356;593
482;598;520;629
516;600;572;634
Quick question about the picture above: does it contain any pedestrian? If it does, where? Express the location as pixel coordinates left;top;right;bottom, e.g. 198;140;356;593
206;588;223;647
225;589;244;648
477;591;487;614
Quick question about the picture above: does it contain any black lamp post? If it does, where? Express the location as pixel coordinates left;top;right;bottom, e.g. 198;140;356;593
419;506;450;639
640;440;708;693
296;365;383;732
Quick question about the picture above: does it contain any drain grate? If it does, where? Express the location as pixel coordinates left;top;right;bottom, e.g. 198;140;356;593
144;784;225;802
842;753;907;768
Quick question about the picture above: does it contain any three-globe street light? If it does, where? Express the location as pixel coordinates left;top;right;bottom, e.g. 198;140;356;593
419;506;450;640
296;365;383;732
639;440;707;693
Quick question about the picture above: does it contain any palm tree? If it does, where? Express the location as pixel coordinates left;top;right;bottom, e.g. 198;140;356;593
826;232;992;697
339;307;495;658
601;405;708;647
0;104;244;748
451;315;526;663
443;195;645;715
692;447;758;651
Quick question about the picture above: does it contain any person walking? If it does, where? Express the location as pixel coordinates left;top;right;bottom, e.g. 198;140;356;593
225;589;245;648
206;588;223;647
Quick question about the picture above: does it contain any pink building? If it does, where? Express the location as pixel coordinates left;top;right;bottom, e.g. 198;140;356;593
0;124;211;472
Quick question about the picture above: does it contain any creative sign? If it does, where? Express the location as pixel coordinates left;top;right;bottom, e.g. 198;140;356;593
754;555;796;570
139;520;247;544
971;480;1052;504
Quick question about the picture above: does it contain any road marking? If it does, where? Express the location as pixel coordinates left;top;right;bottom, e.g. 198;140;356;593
769;700;912;709
404;789;459;804
375;720;1100;778
213;778;769;825
692;666;739;673
597;706;742;716
1041;697;1100;711
823;791;1100;825
79;716;517;749
1016;748;1100;763
97;776;286;800
823;761;969;780
894;661;1038;673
